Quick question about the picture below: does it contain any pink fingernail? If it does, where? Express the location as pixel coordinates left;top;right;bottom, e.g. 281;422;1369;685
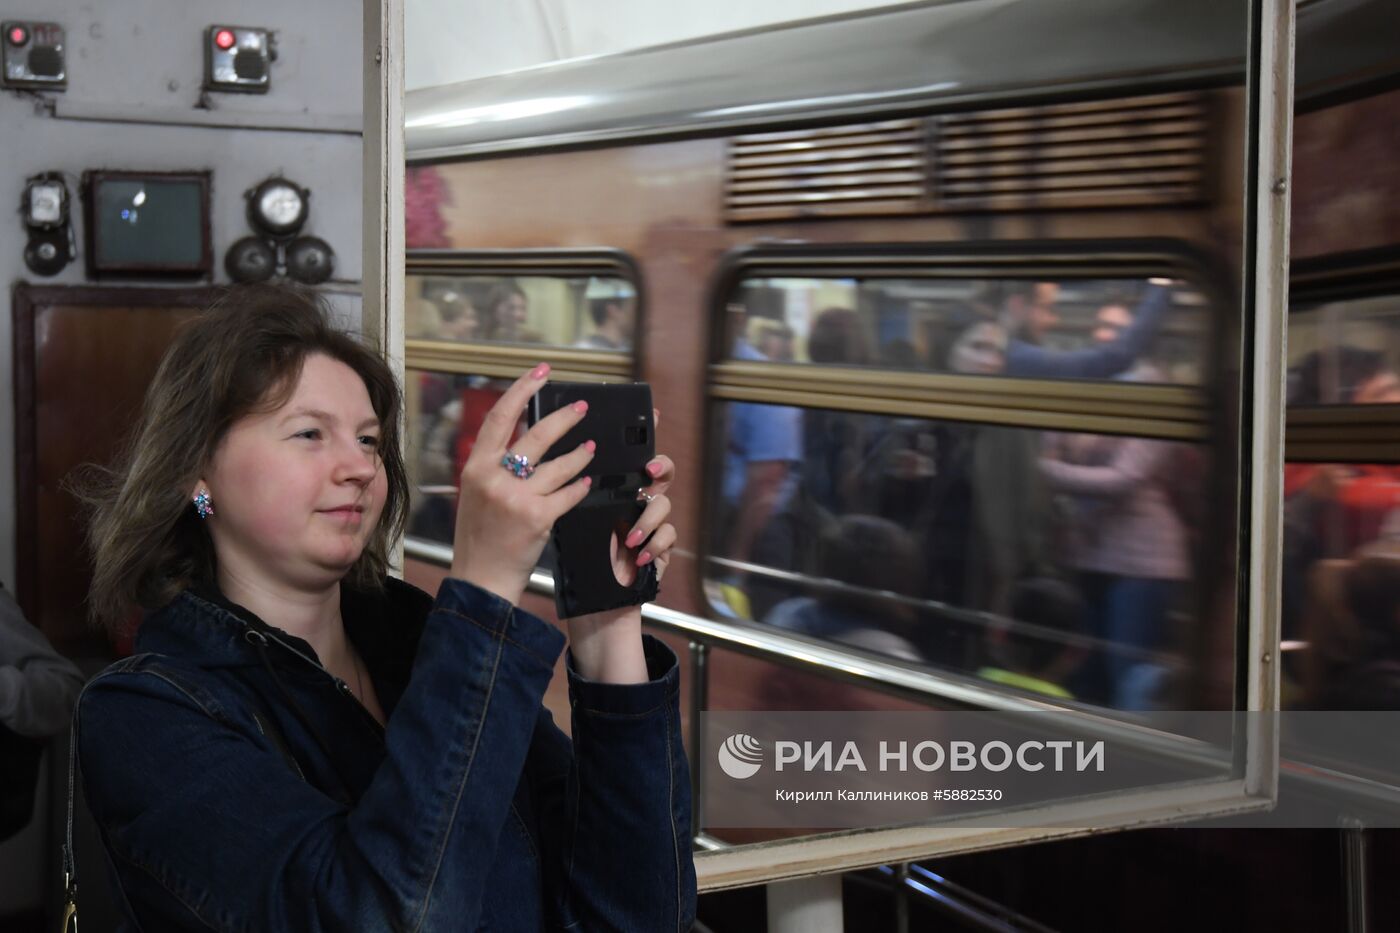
646;461;663;477
582;476;593;488
531;363;550;380
583;439;596;453
625;529;644;548
573;400;589;414
637;551;653;567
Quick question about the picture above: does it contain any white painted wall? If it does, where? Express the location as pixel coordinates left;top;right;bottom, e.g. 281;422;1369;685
0;0;364;917
406;0;916;88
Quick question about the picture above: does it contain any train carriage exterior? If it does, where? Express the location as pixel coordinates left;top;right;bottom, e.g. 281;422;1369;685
399;0;1400;928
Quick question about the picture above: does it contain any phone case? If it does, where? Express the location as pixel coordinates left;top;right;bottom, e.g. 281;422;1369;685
528;381;660;617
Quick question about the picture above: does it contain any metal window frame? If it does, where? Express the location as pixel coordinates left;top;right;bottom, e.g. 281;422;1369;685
698;240;1239;673
685;0;1289;886
384;0;1290;892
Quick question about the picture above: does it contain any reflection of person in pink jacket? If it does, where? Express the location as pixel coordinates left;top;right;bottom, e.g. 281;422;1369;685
1040;431;1192;709
1037;299;1192;708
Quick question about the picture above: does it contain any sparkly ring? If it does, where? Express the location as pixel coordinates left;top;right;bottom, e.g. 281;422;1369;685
638;491;655;503
501;452;535;479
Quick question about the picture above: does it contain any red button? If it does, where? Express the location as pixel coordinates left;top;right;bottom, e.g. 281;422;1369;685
214;28;236;50
8;25;28;46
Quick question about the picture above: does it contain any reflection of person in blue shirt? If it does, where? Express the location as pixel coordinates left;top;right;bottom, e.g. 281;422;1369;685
1003;281;1173;380
724;330;803;565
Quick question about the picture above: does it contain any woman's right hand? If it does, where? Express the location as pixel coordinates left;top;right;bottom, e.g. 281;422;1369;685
450;363;595;605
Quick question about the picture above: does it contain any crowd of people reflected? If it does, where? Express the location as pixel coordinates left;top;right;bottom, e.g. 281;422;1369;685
404;274;637;543
709;275;1209;710
1284;295;1400;711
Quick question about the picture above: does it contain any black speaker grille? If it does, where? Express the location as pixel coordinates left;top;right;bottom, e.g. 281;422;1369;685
233;49;266;81
28;46;62;77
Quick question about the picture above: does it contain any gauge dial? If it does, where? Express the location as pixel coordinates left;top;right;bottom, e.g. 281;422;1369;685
257;184;303;229
248;178;308;235
27;182;64;226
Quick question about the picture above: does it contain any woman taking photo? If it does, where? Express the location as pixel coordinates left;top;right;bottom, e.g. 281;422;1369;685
72;286;696;931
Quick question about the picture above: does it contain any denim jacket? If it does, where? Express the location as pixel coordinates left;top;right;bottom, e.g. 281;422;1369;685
75;576;697;931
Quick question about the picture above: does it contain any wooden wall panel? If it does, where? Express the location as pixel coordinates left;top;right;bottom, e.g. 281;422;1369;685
13;286;214;658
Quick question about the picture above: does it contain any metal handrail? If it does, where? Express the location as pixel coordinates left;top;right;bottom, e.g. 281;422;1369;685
705;554;1179;666
403;537;1235;770
405;535;1073;713
404;536;1400;846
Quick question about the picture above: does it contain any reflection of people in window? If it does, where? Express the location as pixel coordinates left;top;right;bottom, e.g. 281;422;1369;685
979;578;1087;700
1283;348;1400;639
1303;544;1400;710
436;293;479;342
1001;281;1173;380
765;515;924;664
574;280;635;351
922;317;1048;614
1038;299;1191;708
1039;432;1191;709
805;308;878;515
719;301;804;619
482;280;537;343
754;319;795;362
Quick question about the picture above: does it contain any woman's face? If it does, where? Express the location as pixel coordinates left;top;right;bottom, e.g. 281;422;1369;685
200;353;388;590
493;292;527;339
443;303;479;341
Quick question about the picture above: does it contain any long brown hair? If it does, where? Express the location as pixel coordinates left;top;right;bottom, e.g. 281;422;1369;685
71;285;409;631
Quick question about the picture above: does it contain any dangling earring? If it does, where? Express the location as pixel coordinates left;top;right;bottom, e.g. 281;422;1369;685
193;490;214;519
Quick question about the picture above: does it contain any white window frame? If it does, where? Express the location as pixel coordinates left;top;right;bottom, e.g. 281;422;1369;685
373;0;1293;889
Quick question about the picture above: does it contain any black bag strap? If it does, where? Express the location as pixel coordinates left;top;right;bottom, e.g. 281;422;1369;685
62;723;78;932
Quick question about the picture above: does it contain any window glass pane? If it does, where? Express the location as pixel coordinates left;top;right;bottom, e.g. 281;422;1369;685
1283;460;1400;710
405;367;565;573
723;276;1207;385
405;369;512;544
707;402;1216;710
406;273;637;351
1288;294;1400;406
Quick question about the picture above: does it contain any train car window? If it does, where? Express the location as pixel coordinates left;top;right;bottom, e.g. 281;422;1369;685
403;365;565;572
404;367;508;544
1287;293;1400;406
407;272;637;351
1281;459;1400;711
705;402;1212;711
403;252;641;561
724;275;1208;386
1282;290;1400;713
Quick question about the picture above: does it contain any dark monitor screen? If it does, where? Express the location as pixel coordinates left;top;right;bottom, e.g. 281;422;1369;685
86;172;210;276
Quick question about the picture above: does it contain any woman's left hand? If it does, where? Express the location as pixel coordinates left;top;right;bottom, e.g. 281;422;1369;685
563;411;675;682
614;431;675;586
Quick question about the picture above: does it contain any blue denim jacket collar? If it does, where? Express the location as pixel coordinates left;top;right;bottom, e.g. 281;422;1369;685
137;578;427;698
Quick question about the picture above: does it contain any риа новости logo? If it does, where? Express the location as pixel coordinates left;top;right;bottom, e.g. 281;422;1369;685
718;733;764;779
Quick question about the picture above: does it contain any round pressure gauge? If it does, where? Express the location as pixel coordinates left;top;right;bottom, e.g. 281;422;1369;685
24;178;67;229
246;177;308;237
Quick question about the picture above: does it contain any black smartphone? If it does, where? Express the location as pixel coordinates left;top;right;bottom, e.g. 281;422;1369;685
527;381;655;501
526;381;659;615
